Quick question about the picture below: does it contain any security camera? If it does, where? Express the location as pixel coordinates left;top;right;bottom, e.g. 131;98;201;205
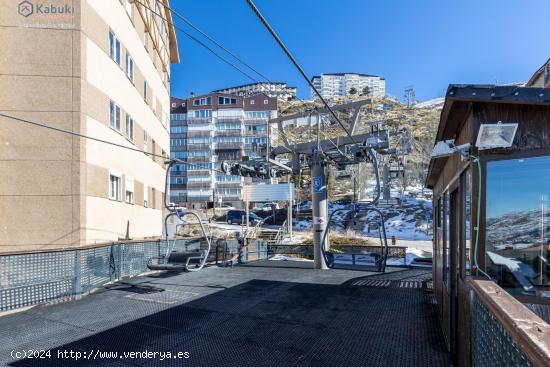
431;140;471;159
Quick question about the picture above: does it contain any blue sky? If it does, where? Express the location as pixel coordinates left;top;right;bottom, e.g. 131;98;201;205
486;157;550;218
170;1;550;101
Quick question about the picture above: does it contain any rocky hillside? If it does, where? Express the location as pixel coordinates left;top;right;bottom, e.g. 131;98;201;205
277;96;441;199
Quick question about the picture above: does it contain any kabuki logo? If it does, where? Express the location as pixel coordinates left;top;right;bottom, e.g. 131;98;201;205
18;1;73;17
18;1;33;17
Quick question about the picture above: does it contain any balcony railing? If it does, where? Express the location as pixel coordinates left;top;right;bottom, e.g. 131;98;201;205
187;170;211;176
470;279;550;367
216;129;242;137
187;117;212;124
216;117;243;123
216;142;243;150
186;156;212;163
186;182;213;190
187;144;211;150
216;181;242;188
244;118;269;125
187;131;211;138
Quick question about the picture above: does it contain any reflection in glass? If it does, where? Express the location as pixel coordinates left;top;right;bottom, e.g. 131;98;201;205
464;170;471;275
444;191;450;287
486;156;550;297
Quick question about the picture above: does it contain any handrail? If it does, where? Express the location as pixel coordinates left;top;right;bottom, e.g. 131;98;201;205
470;279;550;367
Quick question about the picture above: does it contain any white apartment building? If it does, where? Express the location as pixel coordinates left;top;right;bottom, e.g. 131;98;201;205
311;73;386;99
214;82;296;102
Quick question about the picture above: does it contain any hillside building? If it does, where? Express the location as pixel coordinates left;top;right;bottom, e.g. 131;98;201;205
169;93;277;209
526;58;550;88
213;82;296;101
0;0;179;252
311;73;385;99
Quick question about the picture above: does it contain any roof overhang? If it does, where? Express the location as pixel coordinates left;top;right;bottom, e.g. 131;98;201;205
164;0;180;64
425;84;550;189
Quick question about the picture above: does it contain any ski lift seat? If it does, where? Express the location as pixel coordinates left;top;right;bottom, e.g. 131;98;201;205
147;250;207;271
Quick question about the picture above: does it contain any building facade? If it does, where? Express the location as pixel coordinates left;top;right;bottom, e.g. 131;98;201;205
213;82;296;102
0;0;179;253
169;93;277;208
311;73;385;99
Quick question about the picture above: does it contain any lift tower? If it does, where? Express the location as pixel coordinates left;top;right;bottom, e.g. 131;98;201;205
222;100;391;269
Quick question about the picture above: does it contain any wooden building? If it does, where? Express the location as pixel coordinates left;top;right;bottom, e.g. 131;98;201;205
426;84;550;366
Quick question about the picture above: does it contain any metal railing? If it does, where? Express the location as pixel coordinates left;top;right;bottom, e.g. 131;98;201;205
470;279;550;367
0;240;198;312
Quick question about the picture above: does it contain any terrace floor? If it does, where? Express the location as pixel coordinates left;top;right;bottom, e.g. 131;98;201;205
0;263;450;366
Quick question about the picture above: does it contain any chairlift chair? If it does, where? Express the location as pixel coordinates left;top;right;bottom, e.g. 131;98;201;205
147;209;212;272
321;203;389;272
146;160;212;272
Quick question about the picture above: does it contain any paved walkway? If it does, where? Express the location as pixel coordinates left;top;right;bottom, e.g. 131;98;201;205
0;265;449;366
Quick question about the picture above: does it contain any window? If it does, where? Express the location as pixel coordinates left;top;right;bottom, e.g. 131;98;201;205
485;156;550;296
152;95;157;114
218;97;237;105
151;187;156;208
250;100;255;105
193;110;212;118
143;131;148;154
125;114;134;141
193;97;212;106
263;99;268;104
108;31;121;65
143;185;149;207
125;52;134;82
109;172;122;201
171;103;176;108
125;176;134;204
463;169;472;276
109;100;121;131
143;80;148;102
443;191;450;286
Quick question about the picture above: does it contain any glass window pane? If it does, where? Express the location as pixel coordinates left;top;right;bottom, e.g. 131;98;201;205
486;156;550;297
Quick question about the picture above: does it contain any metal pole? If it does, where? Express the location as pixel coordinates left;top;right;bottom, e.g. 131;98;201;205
383;162;391;201
311;151;328;269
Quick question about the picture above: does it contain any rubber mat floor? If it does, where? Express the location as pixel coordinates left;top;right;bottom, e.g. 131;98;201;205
0;266;450;366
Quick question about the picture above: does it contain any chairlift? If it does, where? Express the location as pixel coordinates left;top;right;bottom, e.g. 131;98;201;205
146;160;212;272
321;148;389;272
320;203;388;272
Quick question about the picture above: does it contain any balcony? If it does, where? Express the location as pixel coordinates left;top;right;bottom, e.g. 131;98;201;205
244;118;269;125
187;117;213;124
187;143;212;151
186;182;212;190
216;181;242;188
187;169;211;176
215;142;243;150
186;156;212;163
216;129;242;137
216;116;243;123
187;131;211;138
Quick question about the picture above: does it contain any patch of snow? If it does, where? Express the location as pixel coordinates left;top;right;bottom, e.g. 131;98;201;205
269;255;313;262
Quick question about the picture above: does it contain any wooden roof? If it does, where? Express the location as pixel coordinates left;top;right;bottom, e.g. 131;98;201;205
426;84;550;188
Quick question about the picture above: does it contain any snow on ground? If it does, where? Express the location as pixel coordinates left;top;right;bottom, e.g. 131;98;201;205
292;184;433;242
269;254;313;262
386;247;431;266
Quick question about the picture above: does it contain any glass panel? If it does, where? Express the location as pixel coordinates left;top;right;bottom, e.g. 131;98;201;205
464;169;471;276
444;191;450;287
486;156;550;297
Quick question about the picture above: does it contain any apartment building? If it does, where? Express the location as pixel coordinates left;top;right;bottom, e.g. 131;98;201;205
0;0;179;253
214;82;296;102
169;93;277;208
311;73;386;99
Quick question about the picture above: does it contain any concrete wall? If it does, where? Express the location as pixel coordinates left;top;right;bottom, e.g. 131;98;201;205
0;0;175;253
